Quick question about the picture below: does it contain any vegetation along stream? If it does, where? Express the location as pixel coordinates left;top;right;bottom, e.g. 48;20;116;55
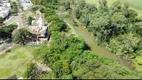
63;17;135;70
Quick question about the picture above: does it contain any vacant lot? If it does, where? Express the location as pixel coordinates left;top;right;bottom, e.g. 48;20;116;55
0;46;36;79
85;0;142;16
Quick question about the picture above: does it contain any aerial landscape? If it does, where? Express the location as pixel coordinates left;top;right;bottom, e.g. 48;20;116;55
0;0;142;79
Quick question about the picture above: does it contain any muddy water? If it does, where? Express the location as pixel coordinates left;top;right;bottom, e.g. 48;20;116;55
68;20;134;70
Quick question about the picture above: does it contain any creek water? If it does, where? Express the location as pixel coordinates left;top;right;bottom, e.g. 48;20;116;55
64;18;135;70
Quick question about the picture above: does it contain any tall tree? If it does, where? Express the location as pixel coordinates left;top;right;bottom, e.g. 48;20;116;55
12;28;32;45
99;0;108;11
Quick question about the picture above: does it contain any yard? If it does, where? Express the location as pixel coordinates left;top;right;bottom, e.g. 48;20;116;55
85;0;142;16
0;45;36;79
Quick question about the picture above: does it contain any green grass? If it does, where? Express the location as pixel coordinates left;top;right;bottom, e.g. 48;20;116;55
85;0;142;16
0;46;36;79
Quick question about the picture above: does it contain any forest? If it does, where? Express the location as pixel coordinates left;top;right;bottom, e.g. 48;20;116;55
23;0;142;79
63;0;142;60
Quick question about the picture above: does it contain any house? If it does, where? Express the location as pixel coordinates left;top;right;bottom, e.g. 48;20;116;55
27;16;49;45
20;0;32;10
0;0;11;18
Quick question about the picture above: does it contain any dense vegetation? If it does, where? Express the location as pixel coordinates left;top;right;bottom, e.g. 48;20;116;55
85;0;142;16
0;24;17;39
23;0;142;79
12;28;32;45
60;0;142;60
10;2;18;14
31;0;60;9
27;16;35;25
30;34;142;79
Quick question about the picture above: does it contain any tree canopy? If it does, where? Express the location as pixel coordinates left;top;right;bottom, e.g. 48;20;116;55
0;24;17;39
24;0;142;79
67;0;142;60
12;28;32;45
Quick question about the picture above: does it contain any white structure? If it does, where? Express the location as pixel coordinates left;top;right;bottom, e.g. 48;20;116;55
37;17;43;27
31;16;47;33
0;0;11;18
20;0;32;10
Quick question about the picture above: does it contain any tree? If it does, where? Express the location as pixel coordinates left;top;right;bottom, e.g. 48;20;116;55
110;12;128;36
75;0;86;9
28;0;142;79
10;2;18;14
110;1;122;14
31;0;59;9
49;20;67;34
89;12;111;43
45;14;59;22
12;28;32;45
86;4;97;13
61;1;71;11
0;17;3;25
135;56;142;65
126;9;138;22
109;33;141;58
24;63;37;79
28;16;35;25
99;0;108;11
31;33;142;79
73;7;81;19
0;24;17;39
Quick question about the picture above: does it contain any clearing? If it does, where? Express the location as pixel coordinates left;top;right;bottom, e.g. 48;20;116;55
85;0;142;16
0;46;36;78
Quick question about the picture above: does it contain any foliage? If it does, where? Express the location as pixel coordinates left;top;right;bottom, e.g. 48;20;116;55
0;17;3;24
0;24;17;39
12;28;32;45
33;34;142;79
10;2;18;14
49;20;67;34
135;56;142;65
109;33;141;58
27;16;35;25
24;0;142;79
24;63;37;79
68;0;142;59
31;0;60;9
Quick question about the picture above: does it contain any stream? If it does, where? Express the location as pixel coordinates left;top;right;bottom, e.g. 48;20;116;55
64;17;135;70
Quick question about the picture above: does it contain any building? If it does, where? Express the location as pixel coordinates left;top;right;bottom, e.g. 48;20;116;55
0;0;11;18
20;0;32;10
27;16;49;45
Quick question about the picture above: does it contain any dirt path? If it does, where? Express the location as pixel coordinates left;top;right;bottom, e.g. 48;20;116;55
0;43;16;55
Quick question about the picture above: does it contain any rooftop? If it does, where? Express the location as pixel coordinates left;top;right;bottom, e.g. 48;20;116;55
20;0;32;10
0;0;11;18
29;16;48;35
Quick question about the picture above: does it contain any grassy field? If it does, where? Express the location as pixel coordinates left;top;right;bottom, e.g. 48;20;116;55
85;0;142;16
0;46;36;79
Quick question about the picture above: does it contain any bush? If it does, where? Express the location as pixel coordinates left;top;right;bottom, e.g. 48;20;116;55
135;56;142;65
